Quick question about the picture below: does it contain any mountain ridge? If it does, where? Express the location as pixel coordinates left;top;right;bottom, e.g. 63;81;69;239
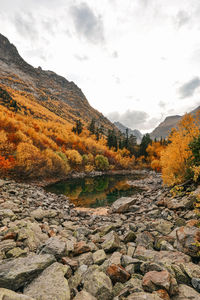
114;121;143;143
0;33;117;132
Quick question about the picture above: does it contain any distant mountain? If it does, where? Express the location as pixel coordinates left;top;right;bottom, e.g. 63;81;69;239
150;105;200;140
114;121;143;143
0;33;117;132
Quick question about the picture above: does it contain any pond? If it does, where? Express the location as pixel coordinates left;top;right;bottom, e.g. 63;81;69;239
45;174;145;208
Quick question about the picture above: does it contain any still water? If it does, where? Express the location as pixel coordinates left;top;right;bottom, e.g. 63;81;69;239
45;174;144;208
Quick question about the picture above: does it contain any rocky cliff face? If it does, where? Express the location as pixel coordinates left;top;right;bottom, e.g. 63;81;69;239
150;105;200;140
0;33;117;131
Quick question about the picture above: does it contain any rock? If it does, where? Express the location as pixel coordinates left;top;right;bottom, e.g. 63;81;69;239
24;262;70;300
77;252;93;266
136;232;154;249
17;221;48;252
151;220;173;235
176;226;200;258
153;289;170;300
84;269;113;300
127;292;163;300
6;247;28;258
109;197;137;213
0;253;55;290
142;270;178;296
0;209;15;219
124;231;136;243
179;262;200;279
102;231;121;253
68;265;88;290
73;241;91;256
109;252;122;265
93;250;107;265
40;237;66;259
171;284;200;300
191;278;200;293
61;257;79;271
121;255;136;268
30;208;57;220
0;288;35;300
73;290;97;300
106;264;130;284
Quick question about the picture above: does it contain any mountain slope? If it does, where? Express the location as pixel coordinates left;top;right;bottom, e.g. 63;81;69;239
150;105;200;140
0;33;116;131
114;121;143;143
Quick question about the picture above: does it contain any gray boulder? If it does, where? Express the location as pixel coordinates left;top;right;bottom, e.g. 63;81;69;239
0;254;55;290
24;262;70;300
109;197;137;213
0;288;35;300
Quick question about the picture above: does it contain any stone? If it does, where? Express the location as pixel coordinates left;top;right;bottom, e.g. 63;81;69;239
0;288;35;300
171;284;200;300
180;262;200;279
109;252;122;265
77;252;93;266
83;269;113;300
109;197;137;213
61;257;79;271
17;222;48;252
142;270;178;296
73;290;97;300
102;231;121;253
124;231;136;243
151;220;173;235
6;247;28;258
30;208;57;220
153;289;170;300
24;262;70;300
68;265;88;290
127;292;163;300
176;226;200;258
0;254;55;290
73;241;91;256
93;249;107;265
121;255;136;268
135;232;154;249
191;278;200;293
39;237;66;259
106;264;130;284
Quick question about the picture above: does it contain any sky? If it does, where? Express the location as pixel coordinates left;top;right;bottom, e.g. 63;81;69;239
0;0;200;132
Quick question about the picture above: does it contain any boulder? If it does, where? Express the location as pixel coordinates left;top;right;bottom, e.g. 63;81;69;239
73;290;97;300
30;208;57;220
124;231;136;243
109;197;137;213
24;262;70;300
127;292;163;300
176;226;200;258
171;284;200;300
0;254;55;290
39;237;66;259
83;269;113;300
142;270;178;296
0;288;35;300
77;252;93;266
73;241;91;256
135;232;154;249
102;231;121;253
192;278;200;293
106;264;131;284
93;250;107;265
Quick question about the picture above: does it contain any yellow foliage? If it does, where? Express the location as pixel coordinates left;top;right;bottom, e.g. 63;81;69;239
161;113;200;185
65;149;82;165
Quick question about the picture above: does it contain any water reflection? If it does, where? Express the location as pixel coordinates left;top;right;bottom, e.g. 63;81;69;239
46;175;143;208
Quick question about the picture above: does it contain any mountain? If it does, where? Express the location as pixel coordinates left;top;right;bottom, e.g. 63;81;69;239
0;33;117;132
150;105;200;140
114;121;143;143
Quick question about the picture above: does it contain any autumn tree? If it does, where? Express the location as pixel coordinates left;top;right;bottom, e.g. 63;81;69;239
160;113;200;185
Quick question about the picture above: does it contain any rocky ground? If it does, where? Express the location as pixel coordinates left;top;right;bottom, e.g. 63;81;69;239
0;172;200;300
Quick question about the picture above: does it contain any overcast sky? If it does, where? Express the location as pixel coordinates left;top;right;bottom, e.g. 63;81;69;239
1;0;200;132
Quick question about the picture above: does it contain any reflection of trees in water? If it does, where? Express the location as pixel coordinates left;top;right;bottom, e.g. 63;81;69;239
46;175;142;208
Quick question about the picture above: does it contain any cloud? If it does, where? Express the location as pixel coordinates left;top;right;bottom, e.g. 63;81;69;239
112;51;118;58
178;76;200;98
70;2;105;44
74;54;89;61
107;109;160;130
158;101;166;108
14;13;38;41
175;10;190;28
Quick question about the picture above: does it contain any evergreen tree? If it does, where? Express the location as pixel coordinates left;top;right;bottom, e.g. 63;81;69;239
88;118;96;134
72;119;83;135
139;133;152;157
